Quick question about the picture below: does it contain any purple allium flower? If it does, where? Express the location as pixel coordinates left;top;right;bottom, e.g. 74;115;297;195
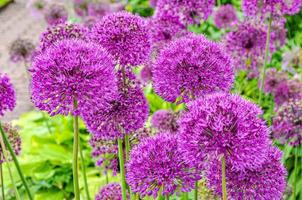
282;46;301;73
153;35;234;103
27;0;49;19
206;146;286;200
151;110;179;134
30;39;117;116
73;0;89;17
150;0;158;7
82;68;149;139
270;18;287;50
264;68;288;94
44;4;68;26
83;16;98;29
273;99;302;146
129;127;152;147
88;2;110;19
273;78;302;106
90;11;151;66
213;4;238;29
39;23;88;52
0;124;22;164
0;74;16;117
95;183;127;200
224;22;267;71
155;0;215;25
178;93;270;171
140;65;153;84
242;0;302;17
90;135;118;175
127;133;201;198
9;38;35;63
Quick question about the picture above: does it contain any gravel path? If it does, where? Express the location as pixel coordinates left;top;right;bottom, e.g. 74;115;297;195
0;0;46;122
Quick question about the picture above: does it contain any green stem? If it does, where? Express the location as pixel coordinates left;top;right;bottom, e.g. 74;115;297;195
106;172;109;184
0;123;33;200
79;143;91;200
0;164;5;200
165;195;169;200
125;134;130;161
294;147;298;199
258;17;273;105
217;0;221;6
182;192;189;200
118;138;127;200
221;156;227;200
194;182;198;200
73;100;80;200
6;162;21;200
42;112;52;134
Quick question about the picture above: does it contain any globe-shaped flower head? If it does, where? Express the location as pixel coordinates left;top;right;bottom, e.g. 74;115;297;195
213;5;238;29
264;68;287;94
44;4;68;25
127;133;200;198
0;74;16;116
153;35;234;103
206;146;286;199
90;11;151;66
96;183;128;200
39;23;88;52
30;39;117;116
224;22;267;71
151;110;180;134
273;99;302;146
155;0;215;25
9;38;35;63
0;124;22;164
179;93;270;171
242;0;302;17
83;68;149;139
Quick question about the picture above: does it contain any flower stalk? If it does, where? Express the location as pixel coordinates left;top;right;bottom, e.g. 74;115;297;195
221;155;227;200
258;17;273;105
0;164;4;200
72;100;80;200
0;123;33;200
79;143;91;200
118;138;127;200
194;182;198;200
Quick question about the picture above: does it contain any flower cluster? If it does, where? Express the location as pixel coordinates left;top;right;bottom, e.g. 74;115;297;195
151;110;180;134
223;22;267;72
206;146;286;199
44;4;68;25
273;99;302;146
30;39;117;116
95;183;127;200
155;0;215;25
153;35;234;103
0;124;21;164
90;135;118;175
213;5;238;29
127;133;200;198
178;93;270;171
0;74;16;116
264;68;288;94
39;23;88;52
9;38;35;63
83;68;149;139
90;11;151;66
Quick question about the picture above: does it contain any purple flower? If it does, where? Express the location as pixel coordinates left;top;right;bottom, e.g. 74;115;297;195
0;74;16;116
242;0;302;17
223;22;267;71
178;93;270;171
90;135;118;175
150;0;158;7
273;78;302;106
9;38;35;63
140;65;153;84
127;133;201;198
95;183;127;200
273;99;302;146
264;68;288;94
39;23;88;52
90;11;151;66
0;124;21;164
151;110;179;134
153;35;234;103
129;127;152;147
155;0;215;25
206;146;286;200
44;4;68;26
213;4;238;29
87;2;110;19
270;18;287;50
73;0;89;17
30;39;117;116
82;68;149;139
